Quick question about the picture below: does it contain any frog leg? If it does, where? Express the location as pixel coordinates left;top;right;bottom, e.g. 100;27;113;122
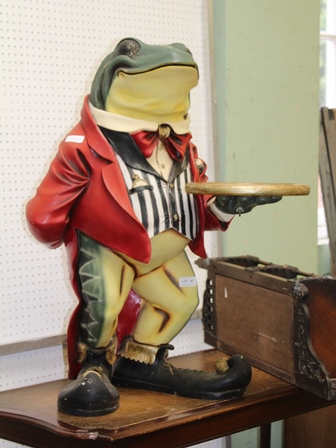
58;233;136;417
77;232;135;349
112;247;252;400
130;249;199;347
113;254;252;400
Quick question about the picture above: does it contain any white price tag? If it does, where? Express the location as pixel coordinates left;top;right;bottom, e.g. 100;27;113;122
65;135;85;143
179;276;197;287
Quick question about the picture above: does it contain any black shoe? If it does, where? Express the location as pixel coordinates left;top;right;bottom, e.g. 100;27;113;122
112;345;251;400
58;349;119;416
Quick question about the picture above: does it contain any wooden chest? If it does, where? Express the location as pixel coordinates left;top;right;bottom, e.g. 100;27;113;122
198;255;336;400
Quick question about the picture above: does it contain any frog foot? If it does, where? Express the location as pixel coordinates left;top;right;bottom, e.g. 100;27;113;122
112;339;252;400
58;347;119;416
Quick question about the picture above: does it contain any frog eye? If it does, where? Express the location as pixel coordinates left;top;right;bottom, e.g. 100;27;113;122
116;39;141;56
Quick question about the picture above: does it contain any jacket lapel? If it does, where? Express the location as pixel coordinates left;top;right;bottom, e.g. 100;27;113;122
80;97;142;222
101;128;166;179
101;163;140;220
81;96;114;161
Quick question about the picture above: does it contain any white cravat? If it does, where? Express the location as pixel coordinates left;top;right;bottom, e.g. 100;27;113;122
89;102;190;135
90;102;190;180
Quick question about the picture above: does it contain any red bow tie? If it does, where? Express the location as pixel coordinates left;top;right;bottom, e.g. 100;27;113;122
131;125;192;161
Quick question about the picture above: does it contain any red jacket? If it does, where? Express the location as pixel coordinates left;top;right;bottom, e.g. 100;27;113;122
26;96;227;376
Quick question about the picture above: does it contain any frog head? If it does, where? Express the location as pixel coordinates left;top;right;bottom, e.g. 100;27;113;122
90;38;199;123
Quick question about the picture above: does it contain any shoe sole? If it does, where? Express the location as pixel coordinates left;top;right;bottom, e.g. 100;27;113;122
58;402;119;417
112;376;246;401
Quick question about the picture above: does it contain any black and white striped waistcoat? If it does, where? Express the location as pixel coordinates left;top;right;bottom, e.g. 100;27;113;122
101;128;199;241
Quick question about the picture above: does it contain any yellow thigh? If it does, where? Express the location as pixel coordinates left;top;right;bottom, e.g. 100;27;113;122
97;246;135;347
131;250;199;345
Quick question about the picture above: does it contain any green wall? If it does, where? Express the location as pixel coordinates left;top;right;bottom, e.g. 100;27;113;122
211;0;320;275
210;1;320;446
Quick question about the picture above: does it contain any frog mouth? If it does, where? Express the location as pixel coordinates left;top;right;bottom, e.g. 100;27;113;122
105;65;199;122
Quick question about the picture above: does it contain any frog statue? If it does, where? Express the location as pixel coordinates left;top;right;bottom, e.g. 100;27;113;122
26;38;280;416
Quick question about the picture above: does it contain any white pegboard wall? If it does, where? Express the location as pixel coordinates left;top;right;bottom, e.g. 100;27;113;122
1;0;215;350
0;8;224;448
0;346;67;391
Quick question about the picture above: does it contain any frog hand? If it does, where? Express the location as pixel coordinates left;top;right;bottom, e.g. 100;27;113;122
214;196;282;216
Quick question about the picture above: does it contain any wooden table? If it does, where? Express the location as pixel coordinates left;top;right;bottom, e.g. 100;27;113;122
0;350;335;448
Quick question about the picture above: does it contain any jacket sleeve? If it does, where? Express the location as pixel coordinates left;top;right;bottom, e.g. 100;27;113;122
26;140;90;249
190;143;232;232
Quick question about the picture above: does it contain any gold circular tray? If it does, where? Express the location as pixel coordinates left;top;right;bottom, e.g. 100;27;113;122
185;182;310;196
